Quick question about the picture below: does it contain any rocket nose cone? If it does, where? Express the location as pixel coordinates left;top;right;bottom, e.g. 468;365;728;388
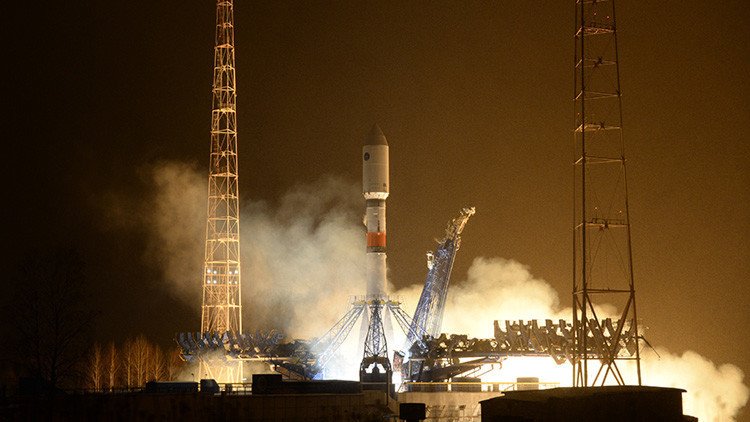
365;124;388;146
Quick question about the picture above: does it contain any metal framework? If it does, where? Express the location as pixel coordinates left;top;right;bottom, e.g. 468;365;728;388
361;301;392;375
309;298;367;376
402;318;638;383
199;0;242;383
297;296;415;379
572;0;641;386
407;207;475;349
177;330;284;358
202;0;242;336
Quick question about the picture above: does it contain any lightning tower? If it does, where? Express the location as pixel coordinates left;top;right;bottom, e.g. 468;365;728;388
572;0;641;386
201;0;242;380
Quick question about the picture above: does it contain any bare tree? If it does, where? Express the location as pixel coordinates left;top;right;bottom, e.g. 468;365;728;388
122;340;133;388
7;248;97;391
126;335;150;387
105;341;118;390
87;343;103;390
149;344;165;381
166;347;185;381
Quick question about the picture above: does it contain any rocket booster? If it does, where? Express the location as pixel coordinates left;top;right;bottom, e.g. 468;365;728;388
363;124;389;298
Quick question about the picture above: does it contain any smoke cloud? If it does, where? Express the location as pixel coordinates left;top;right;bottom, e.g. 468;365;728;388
110;161;748;419
142;161;206;307
641;348;749;422
128;162;365;338
239;176;366;337
442;257;568;337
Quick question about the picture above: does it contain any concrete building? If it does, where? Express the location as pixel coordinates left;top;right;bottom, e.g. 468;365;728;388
480;386;696;422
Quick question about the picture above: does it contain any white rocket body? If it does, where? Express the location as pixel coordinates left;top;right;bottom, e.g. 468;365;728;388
363;125;389;298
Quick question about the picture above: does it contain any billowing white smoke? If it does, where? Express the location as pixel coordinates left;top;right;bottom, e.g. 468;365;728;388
239;177;366;337
129;163;747;420
394;256;568;340
640;348;749;422
135;162;366;338
141;162;206;307
443;257;568;337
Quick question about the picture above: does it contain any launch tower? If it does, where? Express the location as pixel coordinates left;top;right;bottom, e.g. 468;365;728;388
201;0;242;381
572;0;641;386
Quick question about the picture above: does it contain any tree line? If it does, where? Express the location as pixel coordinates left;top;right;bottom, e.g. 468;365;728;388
2;248;187;392
85;336;185;391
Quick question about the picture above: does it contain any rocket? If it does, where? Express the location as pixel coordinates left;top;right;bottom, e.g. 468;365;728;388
363;124;389;298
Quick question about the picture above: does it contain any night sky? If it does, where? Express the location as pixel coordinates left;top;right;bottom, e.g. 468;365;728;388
5;0;749;417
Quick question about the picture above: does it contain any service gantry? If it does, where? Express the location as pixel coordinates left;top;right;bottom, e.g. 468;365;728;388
407;207;475;349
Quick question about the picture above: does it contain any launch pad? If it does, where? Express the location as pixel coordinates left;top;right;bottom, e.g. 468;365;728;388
177;0;645;403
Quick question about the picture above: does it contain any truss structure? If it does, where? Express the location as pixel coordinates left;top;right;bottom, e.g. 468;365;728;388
280;296;415;380
308;298;367;375
361;301;391;375
407;208;475;349
402;318;638;383
202;0;242;335
195;0;244;383
176;330;284;381
176;330;284;359
572;0;641;386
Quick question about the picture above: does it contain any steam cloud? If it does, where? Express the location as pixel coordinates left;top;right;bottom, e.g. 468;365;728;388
641;348;749;422
239;176;366;337
142;162;206;307
130;161;365;338
120;161;747;420
441;257;568;337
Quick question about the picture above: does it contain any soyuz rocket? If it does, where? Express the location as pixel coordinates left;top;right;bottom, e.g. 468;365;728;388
363;125;389;298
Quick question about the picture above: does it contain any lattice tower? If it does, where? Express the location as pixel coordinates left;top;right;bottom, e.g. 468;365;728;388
572;0;641;386
201;0;242;335
361;301;391;375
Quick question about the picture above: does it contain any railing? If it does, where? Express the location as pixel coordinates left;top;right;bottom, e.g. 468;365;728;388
400;381;559;393
62;383;253;396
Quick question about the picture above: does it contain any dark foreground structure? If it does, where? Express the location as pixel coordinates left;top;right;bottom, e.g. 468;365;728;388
480;386;696;422
5;392;395;421
2;376;399;421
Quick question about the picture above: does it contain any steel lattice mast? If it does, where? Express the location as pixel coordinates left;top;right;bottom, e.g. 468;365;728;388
201;0;242;335
572;0;641;386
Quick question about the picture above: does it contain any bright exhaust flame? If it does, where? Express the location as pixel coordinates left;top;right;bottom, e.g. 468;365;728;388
478;357;572;387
